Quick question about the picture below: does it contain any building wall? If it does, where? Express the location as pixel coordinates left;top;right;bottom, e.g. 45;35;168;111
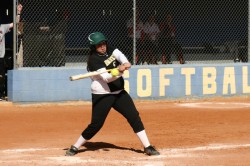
7;64;250;102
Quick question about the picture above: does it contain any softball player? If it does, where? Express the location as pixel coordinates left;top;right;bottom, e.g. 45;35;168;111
66;32;160;156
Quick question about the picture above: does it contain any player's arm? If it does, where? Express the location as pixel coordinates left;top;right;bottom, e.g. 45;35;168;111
9;3;23;29
88;58;122;82
112;49;131;72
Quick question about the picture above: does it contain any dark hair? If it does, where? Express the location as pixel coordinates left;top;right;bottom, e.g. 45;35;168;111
86;42;110;72
86;45;96;72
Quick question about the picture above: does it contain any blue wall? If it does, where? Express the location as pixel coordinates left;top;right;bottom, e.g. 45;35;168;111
8;64;250;102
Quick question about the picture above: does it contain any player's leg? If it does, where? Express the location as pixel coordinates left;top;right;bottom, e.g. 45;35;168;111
165;39;172;64
0;58;5;100
174;42;185;64
113;90;160;155
152;42;159;64
82;94;115;139
66;94;115;156
158;37;166;64
113;90;144;132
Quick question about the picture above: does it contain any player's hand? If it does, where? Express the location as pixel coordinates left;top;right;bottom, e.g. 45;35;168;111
118;63;131;72
123;62;131;69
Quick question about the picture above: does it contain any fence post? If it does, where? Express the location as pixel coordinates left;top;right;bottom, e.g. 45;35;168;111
13;0;17;69
248;0;250;62
132;0;136;65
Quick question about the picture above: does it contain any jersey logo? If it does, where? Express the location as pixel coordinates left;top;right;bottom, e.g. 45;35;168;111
104;54;116;66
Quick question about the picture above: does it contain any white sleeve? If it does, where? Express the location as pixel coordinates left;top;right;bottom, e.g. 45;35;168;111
112;49;129;64
2;24;11;34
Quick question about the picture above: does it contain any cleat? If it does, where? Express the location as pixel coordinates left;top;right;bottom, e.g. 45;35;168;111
65;145;78;156
144;145;160;156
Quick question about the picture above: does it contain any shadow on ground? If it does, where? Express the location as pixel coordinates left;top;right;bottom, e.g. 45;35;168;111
64;142;144;155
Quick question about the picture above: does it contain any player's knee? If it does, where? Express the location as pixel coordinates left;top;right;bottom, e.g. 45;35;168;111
82;122;104;140
129;116;145;133
91;122;104;133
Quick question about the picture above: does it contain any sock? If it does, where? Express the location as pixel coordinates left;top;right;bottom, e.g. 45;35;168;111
136;130;151;148
73;135;87;149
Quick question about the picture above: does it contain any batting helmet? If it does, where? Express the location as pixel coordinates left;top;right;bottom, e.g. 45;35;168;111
88;32;107;45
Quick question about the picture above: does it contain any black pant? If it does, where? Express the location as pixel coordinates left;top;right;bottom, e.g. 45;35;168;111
82;90;145;140
0;58;5;98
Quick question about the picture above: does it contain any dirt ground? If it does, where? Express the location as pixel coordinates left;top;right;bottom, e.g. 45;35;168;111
1;96;250;166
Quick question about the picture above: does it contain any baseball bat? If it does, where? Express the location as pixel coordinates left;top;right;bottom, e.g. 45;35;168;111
69;69;113;81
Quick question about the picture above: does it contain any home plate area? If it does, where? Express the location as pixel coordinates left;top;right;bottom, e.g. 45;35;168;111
1;97;250;165
1;143;250;165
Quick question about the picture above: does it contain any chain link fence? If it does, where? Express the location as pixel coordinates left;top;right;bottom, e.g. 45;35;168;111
15;0;248;68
